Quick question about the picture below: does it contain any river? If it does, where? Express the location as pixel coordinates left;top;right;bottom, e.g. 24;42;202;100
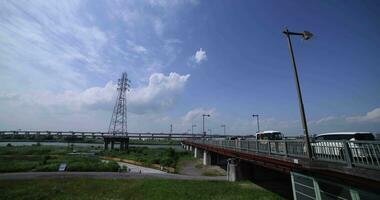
0;141;183;150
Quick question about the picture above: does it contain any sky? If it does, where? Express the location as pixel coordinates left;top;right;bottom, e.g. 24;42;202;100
0;0;380;135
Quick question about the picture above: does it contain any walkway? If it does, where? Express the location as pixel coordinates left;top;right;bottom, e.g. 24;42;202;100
0;172;227;181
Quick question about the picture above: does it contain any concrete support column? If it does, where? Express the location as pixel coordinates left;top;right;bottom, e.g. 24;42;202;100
194;147;201;158
111;141;114;149
203;150;211;166
227;158;238;182
120;141;124;150
189;146;193;151
104;141;109;150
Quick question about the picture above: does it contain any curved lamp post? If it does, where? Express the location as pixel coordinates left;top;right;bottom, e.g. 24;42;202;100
283;28;313;160
202;114;211;137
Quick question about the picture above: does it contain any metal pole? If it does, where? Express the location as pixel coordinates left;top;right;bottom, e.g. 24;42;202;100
252;114;260;133
202;115;205;137
191;125;196;135
256;115;260;132
284;28;313;160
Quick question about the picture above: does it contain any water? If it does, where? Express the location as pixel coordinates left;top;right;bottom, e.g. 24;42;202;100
0;141;183;150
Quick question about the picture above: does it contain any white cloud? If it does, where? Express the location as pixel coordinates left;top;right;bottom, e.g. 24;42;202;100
0;1;114;91
129;72;190;114
313;116;338;124
153;18;164;36
126;40;147;54
148;0;199;8
189;48;207;65
0;72;190;115
346;107;380;123
182;108;215;124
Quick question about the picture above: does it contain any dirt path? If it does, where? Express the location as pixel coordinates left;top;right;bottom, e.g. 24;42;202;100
178;159;203;176
0;172;226;181
178;159;226;177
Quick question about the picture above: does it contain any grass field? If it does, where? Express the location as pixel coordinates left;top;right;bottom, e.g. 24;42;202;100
0;145;119;172
0;144;190;172
0;179;284;200
99;146;190;168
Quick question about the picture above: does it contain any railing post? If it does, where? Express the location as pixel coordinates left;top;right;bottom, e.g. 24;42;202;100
284;139;288;157
344;141;353;168
256;140;259;153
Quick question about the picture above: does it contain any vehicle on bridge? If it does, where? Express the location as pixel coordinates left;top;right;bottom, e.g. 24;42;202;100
312;132;377;159
256;130;283;140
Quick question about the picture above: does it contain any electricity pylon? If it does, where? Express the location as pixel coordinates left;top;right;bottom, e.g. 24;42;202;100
108;72;131;136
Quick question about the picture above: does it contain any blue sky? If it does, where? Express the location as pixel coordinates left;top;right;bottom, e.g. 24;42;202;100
0;0;379;135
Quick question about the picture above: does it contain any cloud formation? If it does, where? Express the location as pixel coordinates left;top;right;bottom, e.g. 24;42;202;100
189;48;207;65
129;73;190;114
346;107;380;123
182;108;215;124
0;72;190;115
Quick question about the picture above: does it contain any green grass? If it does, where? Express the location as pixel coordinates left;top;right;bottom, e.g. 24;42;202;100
0;146;119;172
100;147;191;168
175;153;195;173
0;145;191;172
129;139;181;145
0;179;284;200
202;170;225;176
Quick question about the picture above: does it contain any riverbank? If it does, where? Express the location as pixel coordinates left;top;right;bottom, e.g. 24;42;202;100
0;178;284;200
0;144;190;173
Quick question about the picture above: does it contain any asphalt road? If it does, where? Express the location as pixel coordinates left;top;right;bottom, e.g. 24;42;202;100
0;172;227;181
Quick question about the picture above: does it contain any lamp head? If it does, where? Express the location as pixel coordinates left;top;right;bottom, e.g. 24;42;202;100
302;31;313;40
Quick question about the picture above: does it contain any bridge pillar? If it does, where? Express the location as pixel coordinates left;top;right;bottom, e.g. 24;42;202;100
120;141;124;150
104;141;109;150
111;141;114;149
194;147;201;158
189;146;193;152
227;158;238;182
203;151;211;166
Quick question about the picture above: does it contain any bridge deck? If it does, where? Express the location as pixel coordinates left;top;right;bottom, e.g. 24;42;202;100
183;139;380;193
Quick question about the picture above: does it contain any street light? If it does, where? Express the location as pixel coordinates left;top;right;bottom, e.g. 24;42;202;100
191;124;197;135
202;114;211;137
283;27;313;160
221;124;226;136
252;114;260;133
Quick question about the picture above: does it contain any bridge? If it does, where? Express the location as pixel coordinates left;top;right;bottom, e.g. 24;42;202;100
0;130;239;139
182;139;380;199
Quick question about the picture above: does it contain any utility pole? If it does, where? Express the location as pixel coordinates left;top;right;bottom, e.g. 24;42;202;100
221;124;226;136
192;124;197;135
252;114;260;133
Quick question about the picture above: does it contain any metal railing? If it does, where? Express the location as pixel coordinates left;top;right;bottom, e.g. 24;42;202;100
186;139;380;170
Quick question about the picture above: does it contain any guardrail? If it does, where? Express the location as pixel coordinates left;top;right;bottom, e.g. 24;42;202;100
186;139;380;170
